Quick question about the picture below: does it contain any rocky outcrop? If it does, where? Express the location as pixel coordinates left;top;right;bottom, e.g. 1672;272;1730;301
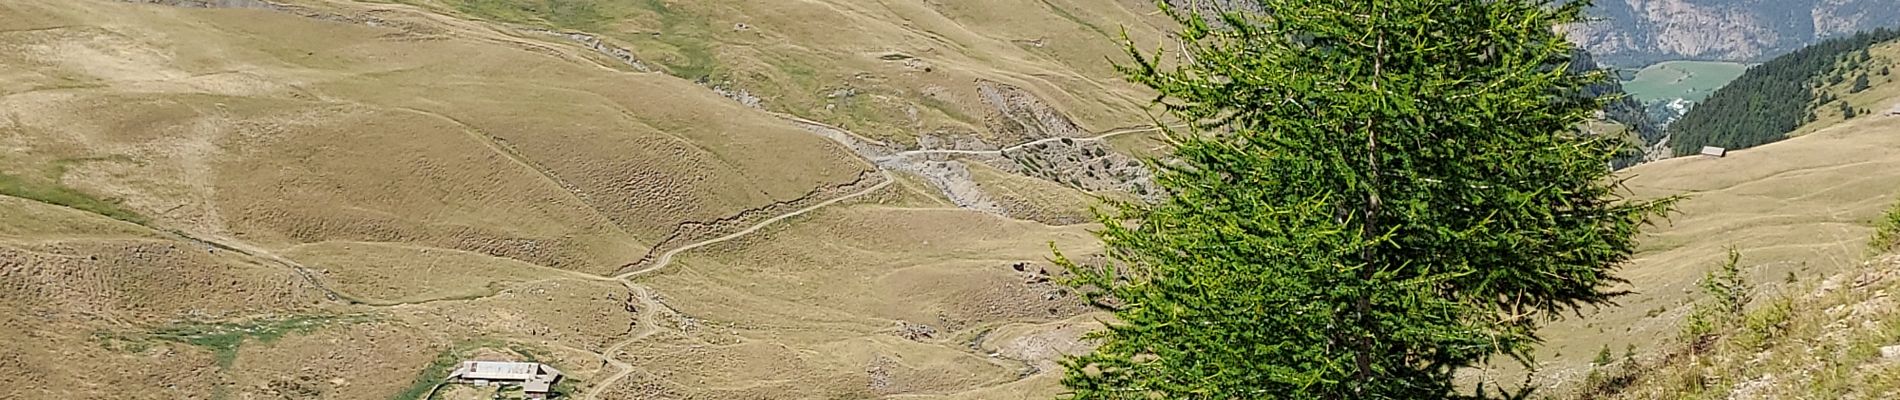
976;80;1087;144
1000;139;1158;200
523;29;655;73
973;80;1159;199
1570;0;1900;66
888;159;1009;214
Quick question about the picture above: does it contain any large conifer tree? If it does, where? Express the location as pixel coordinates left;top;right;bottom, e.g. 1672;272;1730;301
1057;1;1674;398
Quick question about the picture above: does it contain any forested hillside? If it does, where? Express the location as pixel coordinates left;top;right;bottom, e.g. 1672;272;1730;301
1666;28;1900;155
1571;50;1664;166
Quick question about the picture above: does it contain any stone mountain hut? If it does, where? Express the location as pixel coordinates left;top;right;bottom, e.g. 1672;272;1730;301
448;361;564;399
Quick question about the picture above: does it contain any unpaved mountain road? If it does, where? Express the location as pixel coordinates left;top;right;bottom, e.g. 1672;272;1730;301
611;171;896;281
580;282;665;400
882;125;1173;159
581;171;893;398
574;121;1169;397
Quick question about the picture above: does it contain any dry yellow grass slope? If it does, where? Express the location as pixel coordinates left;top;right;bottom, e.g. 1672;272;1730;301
1;0;870;277
371;0;1178;227
22;1;1900;399
1495;56;1900;392
1577;255;1900;399
390;0;1171;145
618;200;1102;398
0;0;1139;398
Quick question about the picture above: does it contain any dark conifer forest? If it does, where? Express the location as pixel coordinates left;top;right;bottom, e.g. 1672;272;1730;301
1667;28;1900;155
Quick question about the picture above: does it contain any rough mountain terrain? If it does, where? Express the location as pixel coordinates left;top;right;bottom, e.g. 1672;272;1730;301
0;0;1168;398
1570;0;1900;66
6;1;1900;399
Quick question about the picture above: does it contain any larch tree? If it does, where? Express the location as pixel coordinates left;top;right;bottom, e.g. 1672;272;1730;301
1055;1;1675;398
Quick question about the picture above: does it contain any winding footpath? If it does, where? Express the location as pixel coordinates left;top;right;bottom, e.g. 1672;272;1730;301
198;117;1148;398
579;171;893;398
579;282;663;400
612;173;895;281
574;122;1168;398
63;2;1170;398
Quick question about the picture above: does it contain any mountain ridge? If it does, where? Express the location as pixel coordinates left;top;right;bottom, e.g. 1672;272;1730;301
1570;0;1900;66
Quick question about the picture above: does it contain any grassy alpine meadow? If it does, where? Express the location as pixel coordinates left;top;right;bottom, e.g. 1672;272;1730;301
1621;60;1751;103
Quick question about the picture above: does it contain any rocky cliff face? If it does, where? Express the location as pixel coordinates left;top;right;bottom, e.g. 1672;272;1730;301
1571;0;1900;66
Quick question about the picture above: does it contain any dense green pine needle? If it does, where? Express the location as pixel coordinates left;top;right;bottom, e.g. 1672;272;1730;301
1056;1;1676;398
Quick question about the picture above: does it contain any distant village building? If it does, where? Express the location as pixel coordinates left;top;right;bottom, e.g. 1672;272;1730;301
448;361;564;399
1699;146;1728;158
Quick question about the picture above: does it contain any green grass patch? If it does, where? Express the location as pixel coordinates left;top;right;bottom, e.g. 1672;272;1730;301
630;0;720;80
94;314;370;400
422;0;617;31
145;314;371;368
1621;60;1751;103
917;94;978;127
381;0;723;80
769;56;822;89
1036;0;1112;41
0;172;146;224
392;346;461;400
